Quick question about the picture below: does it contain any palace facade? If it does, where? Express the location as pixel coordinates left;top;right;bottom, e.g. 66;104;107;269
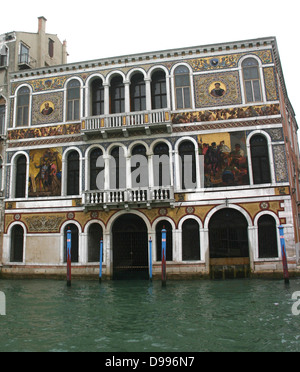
1;36;300;279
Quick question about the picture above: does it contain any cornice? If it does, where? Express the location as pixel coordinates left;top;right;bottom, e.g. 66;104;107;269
10;36;276;80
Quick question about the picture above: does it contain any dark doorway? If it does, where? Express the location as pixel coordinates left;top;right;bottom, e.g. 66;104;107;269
258;215;278;258
182;219;200;261
112;214;148;280
10;225;24;262
88;223;103;262
209;208;250;279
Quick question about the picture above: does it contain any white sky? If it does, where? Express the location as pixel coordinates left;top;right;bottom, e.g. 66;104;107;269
1;0;299;125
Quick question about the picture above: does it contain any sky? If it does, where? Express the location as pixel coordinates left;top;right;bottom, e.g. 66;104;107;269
1;0;299;124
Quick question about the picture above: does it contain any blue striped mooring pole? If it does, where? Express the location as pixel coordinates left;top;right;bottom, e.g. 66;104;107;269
278;225;289;284
161;228;167;287
67;229;72;287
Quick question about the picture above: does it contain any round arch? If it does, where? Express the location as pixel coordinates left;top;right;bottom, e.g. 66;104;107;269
238;54;266;104
10;151;29;199
107;209;152;233
85;73;106;117
62;147;83;196
127;140;150;156
150;138;172;155
13;84;32;128
170;62;193;76
152;216;175;262
247;130;275;185
204;204;253;230
179;215;202;261
147;65;169;80
254;210;281;260
64;76;84;88
208;207;250;260
178;214;203;230
105;70;126;85
8;222;26;263
60;220;82;264
127;68;147;81
106;142;128;157
84;145;105;191
175;137;199;190
14;83;33;96
85;73;106;87
84;220;105;263
110;211;150;279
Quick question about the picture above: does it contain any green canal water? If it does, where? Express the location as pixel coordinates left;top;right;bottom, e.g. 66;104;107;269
0;278;299;352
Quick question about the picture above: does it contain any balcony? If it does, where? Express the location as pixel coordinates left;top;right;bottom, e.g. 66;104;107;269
83;186;175;210
82;109;172;138
18;53;37;70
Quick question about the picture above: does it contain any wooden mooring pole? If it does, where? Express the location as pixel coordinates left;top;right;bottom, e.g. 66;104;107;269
161;228;167;287
278;225;289;285
67;229;72;287
99;238;103;283
149;237;153;282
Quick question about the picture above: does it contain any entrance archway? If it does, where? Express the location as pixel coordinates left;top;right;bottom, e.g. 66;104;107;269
209;208;250;278
112;214;148;279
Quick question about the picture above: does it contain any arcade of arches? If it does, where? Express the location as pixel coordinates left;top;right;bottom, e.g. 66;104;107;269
10;208;280;279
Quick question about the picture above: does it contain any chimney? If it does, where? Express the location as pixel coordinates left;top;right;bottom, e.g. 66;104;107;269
38;16;47;33
63;40;68;64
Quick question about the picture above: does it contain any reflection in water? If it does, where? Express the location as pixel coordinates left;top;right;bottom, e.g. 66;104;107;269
0;279;299;352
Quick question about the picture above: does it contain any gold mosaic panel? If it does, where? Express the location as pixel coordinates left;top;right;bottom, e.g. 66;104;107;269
194;71;242;107
32;92;64;125
189;50;273;72
263;67;278;101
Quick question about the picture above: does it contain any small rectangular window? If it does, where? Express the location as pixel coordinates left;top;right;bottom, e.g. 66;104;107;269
19;43;29;64
0;45;8;67
49;39;54;58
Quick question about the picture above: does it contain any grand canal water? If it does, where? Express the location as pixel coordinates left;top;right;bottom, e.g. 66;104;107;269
0;278;299;352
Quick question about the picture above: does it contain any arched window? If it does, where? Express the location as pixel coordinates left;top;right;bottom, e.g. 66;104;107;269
88;223;103;262
130;73;146;112
258;215;278;258
91;78;104;116
16;87;30;127
15;155;26;198
90;148;103;190
67;151;80;196
10;225;24;262
250;134;271;184
153;142;170;187
156;220;173;261
67;80;80;121
110;146;126;189
0;103;5;134
131;144;148;187
110;76;124;114
174;65;191;109
209;208;249;259
179;141;196;190
182;219;200;261
64;224;79;263
242;58;262;103
151;70;167;109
